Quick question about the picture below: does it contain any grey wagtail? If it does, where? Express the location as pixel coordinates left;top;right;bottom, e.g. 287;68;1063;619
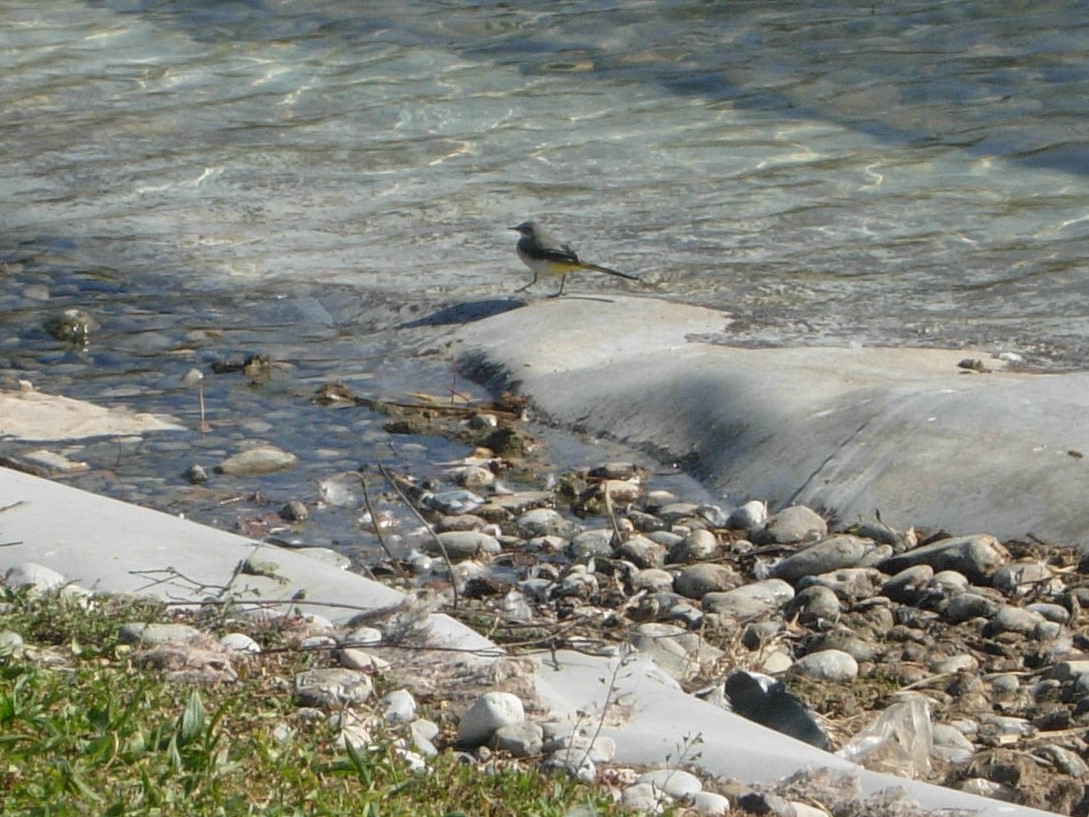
510;221;638;297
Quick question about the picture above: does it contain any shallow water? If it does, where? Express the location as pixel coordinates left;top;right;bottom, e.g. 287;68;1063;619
3;0;1088;556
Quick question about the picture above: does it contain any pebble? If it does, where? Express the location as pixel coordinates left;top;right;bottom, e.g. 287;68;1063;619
431;530;501;560
219;632;262;653
516;508;579;538
568;529;615;559
378;689;417;724
621;782;672;814
637;768;703;798
674;563;740;598
787;585;841;627
216;444;298;476
617;535;668;569
880;534;1009;583
790;649;859;682
294;668;373;708
119;622;204;646
725;500;767;530
752;505;827;545
797;567;882;602
5;562;67;593
457;691;525;747
492;721;544;757
880;564;934;603
690;791;731;816
670;528;718;562
771;535;871;582
702;579;794;619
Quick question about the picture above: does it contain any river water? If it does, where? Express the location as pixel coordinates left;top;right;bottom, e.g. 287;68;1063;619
3;0;1089;553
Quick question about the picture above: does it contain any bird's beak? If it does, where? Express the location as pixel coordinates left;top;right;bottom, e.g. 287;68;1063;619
508;226;520;231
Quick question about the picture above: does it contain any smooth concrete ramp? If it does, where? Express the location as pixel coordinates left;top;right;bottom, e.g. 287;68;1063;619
452;295;1089;544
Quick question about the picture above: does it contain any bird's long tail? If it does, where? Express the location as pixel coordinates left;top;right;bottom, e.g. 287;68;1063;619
582;262;638;281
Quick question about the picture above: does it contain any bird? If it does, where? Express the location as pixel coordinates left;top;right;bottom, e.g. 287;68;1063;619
510;221;638;297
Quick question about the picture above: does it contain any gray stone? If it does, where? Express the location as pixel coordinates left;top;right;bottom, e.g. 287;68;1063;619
431;530;501;560
621;782;672;814
568;529;615;560
752;505;827;545
632;568;675;594
992;561;1060;597
119;622;204;646
787;585;841;627
1035;744;1089;778
674;563;740;599
791;649;859;682
1027;602;1070;624
617;535;668;569
516;508;579;538
690;792;731;816
1051;659;1089;682
726;500;767;531
807;631;880;663
219;632;261;653
216;445;298;476
703;579;794;619
637;768;703;798
669;528;718;563
294;668;373;708
457;691;525;747
931;723;975;764
928;570;971;594
943;591;999;624
879;534;1009;584
492;720;544;757
737;791;796;817
983;604;1044;636
379;689;417;724
4;562;66;593
771;535;871;582
0;630;24;654
797;567;882;602
880;564;934;604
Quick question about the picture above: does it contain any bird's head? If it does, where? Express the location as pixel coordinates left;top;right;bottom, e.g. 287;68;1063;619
509;221;537;238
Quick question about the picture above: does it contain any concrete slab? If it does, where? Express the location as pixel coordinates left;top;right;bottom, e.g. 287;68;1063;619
0;384;183;441
453;295;1089;544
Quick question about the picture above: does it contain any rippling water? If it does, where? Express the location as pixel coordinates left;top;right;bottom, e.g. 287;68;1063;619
3;1;1089;547
5;1;1089;362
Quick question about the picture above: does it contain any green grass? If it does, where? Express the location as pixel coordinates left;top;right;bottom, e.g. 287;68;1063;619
0;591;633;817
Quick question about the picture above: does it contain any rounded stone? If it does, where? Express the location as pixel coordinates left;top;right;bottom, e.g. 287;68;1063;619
771;535;871;582
881;565;934;604
492;720;544;757
617;535;668;569
637;768;702;798
798;567;882;602
791;649;859;682
621;783;672;814
294;668;373;708
690;792;731;816
674;563;741;599
568;529;615;559
726;500;768;531
219;632;261;653
879;534;1009;584
457;691;525;747
787;585;842;626
943;591;999;624
119;622;203;646
632;568;675;594
752;505;828;545
702;578;794;619
379;689;417;724
431;530;501;560
516;508;578;538
670;528;718;563
216;445;298;476
5;562;66;593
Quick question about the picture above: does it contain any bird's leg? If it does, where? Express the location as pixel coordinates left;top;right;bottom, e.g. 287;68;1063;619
549;275;567;298
515;271;538;293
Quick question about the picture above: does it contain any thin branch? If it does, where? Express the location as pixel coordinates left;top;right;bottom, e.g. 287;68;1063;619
376;463;459;610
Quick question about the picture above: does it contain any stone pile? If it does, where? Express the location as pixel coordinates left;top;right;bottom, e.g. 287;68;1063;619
4;450;1089;814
